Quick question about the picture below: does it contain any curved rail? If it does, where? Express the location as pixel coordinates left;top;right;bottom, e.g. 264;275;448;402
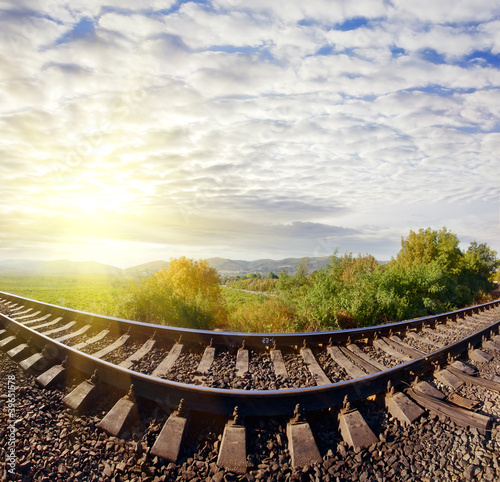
1;291;499;416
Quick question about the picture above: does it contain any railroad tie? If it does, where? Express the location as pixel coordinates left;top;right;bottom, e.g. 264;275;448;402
338;400;378;450
413;381;446;399
54;324;91;342
469;348;493;363
483;339;500;352
23;315;62;330
92;333;131;359
19;352;50;374
6;342;30;362
151;400;189;463
327;345;366;379
385;391;424;425
286;404;322;468
10;308;33;317
380;336;419;360
44;321;77;337
0;328;6;337
235;346;249;377
217;408;247;474
300;347;330;386
62;371;99;413
434;369;464;390
28;317;62;329
0;335;18;351
270;348;288;380
73;329;110;351
152;342;183;378
196;345;215;375
447;366;500;394
119;338;157;370
373;338;412;362
98;387;138;437
36;363;67;389
345;343;387;371
390;336;427;358
451;360;477;376
19;313;52;325
12;310;41;320
407;387;491;435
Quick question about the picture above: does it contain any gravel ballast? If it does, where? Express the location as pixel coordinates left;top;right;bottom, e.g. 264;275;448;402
2;348;500;482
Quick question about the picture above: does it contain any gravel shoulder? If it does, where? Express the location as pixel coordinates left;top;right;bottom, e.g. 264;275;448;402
2;349;500;482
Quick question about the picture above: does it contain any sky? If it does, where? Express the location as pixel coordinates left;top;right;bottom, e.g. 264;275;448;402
1;0;499;268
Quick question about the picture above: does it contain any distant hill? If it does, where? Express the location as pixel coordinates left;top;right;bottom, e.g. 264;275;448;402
0;255;356;277
208;256;333;276
0;259;123;275
124;260;169;275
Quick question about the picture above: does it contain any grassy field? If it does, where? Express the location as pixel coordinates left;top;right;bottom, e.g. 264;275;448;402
0;274;128;316
0;275;268;322
220;285;269;311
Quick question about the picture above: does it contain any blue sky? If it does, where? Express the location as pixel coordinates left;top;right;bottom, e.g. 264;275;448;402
0;0;499;267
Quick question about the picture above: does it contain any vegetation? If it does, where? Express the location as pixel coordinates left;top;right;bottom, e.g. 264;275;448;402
116;257;227;329
0;228;498;333
0;274;127;315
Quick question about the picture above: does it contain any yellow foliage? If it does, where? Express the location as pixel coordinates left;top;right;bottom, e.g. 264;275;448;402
120;257;227;329
228;297;299;333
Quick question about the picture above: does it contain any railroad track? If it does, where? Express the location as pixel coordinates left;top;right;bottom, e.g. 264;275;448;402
1;291;500;478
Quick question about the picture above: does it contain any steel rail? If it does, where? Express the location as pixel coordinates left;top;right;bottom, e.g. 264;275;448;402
1;292;499;416
1;290;499;348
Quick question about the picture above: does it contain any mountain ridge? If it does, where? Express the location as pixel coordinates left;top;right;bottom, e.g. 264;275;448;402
0;256;337;276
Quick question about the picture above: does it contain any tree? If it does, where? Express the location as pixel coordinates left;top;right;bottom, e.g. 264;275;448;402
295;257;310;285
395;227;462;275
460;242;499;298
267;271;278;279
119;257;226;329
463;242;499;278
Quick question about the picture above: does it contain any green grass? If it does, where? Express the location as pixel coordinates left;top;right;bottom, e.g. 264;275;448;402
0;275;272;324
0;274;128;317
220;285;270;312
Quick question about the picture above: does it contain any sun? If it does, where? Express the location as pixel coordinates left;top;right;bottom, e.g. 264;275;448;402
71;184;138;214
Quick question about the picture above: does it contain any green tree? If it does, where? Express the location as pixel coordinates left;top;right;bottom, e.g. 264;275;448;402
119;257;227;329
460;242;499;299
395;227;462;275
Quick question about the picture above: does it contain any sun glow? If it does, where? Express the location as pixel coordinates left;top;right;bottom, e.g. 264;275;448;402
70;184;140;214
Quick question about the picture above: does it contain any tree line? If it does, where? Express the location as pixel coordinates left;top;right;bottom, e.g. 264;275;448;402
116;228;499;332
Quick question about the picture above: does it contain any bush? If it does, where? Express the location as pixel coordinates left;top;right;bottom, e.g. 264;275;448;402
118;257;227;329
227;297;300;333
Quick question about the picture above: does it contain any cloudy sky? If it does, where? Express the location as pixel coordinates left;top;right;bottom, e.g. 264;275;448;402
1;0;499;268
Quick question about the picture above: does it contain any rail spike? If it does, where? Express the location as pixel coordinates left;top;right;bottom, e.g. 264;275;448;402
341;395;351;414
125;384;136;401
387;381;394;396
292;403;305;424
175;398;186;418
89;369;99;385
229;406;242;426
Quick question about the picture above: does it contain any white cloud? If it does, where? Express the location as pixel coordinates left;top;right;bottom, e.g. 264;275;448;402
0;0;499;265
